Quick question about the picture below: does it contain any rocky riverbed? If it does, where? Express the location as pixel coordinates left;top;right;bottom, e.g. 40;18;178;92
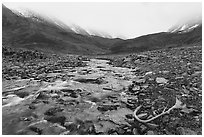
2;46;202;135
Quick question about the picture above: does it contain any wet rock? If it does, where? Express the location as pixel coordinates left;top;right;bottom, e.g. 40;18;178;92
60;89;75;93
87;92;117;103
44;116;66;125
125;114;134;119
123;57;132;62
64;121;77;131
29;126;43;135
14;90;30;98
141;84;149;89
28;104;36;110
17;129;39;135
110;132;118;135
74;78;107;84
97;103;119;112
192;71;201;77
61;96;80;103
116;127;125;134
19;116;34;121
132;85;140;91
145;71;153;75
99;108;133;125
60;131;71;135
44;107;64;116
50;93;60;98
42;124;66;135
70;93;78;98
156;77;168;84
124;128;132;135
3;94;24;106
133;78;146;84
27;120;49;135
161;70;169;74
94;121;117;134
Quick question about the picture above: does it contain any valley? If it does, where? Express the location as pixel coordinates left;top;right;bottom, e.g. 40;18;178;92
2;3;202;135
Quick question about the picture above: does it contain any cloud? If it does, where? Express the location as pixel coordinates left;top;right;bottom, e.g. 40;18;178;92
4;2;202;39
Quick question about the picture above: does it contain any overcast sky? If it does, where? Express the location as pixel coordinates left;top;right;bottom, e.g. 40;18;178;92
4;2;202;39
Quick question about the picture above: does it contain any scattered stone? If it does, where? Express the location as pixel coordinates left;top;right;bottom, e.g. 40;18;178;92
140;124;147;133
132;85;140;91
29;126;43;135
145;71;153;75
50;93;60;98
133;78;146;84
42;124;67;135
97;103;119;112
60;131;71;135
147;130;155;135
156;77;168;84
132;128;139;135
177;127;197;135
161;70;169;74
2;46;202;135
44;116;66;125
15;91;30;98
94;121;117;134
36;92;49;100
44;107;64;116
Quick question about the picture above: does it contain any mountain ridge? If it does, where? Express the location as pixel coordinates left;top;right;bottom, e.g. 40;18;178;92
2;4;202;55
2;4;122;55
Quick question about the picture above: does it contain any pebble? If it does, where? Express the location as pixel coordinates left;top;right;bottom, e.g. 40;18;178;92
140;124;147;133
132;128;139;135
146;130;155;135
132;85;140;91
145;71;153;75
44;116;66;125
134;78;146;84
156;77;168;84
177;127;197;135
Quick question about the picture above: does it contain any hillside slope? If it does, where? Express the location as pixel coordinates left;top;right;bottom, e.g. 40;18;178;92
2;4;121;55
110;25;202;54
2;4;202;55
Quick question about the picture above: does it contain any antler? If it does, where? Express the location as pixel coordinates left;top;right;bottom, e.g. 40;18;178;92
133;98;185;124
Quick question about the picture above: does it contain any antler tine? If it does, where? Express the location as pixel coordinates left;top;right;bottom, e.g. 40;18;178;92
134;98;181;124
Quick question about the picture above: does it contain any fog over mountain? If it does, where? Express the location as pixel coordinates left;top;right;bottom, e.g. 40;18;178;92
4;2;201;39
2;3;202;55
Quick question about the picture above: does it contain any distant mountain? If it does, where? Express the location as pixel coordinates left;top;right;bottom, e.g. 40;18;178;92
168;16;202;33
110;25;202;54
11;7;114;39
2;4;202;55
2;4;122;55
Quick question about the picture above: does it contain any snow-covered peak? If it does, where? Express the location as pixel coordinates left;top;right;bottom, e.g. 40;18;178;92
69;24;90;36
86;29;113;39
168;17;202;34
169;23;201;33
